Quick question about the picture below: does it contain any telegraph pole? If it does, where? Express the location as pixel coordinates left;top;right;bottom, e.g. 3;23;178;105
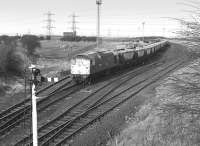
44;11;55;37
142;22;145;42
96;0;102;48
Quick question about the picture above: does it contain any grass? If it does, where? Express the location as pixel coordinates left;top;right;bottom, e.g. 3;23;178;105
35;40;96;76
37;40;96;59
107;59;200;146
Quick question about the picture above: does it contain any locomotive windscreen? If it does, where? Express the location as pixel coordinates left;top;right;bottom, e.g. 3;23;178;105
70;57;90;75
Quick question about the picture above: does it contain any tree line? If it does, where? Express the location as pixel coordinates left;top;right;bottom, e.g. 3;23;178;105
0;35;41;77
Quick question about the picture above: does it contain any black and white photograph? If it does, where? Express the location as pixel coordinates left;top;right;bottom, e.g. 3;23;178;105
0;0;200;145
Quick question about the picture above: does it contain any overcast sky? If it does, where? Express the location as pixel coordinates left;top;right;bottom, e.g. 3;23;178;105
0;0;194;37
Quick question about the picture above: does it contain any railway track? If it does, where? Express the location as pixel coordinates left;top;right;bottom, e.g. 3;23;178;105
14;60;179;146
0;75;71;129
41;60;183;146
36;75;71;96
0;76;79;137
0;98;30;132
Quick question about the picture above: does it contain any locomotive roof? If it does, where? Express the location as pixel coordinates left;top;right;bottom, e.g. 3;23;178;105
74;49;114;60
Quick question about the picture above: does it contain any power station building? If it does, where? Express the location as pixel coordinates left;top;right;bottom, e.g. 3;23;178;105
63;32;76;37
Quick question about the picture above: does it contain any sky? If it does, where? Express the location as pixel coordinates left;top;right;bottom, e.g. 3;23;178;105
0;0;194;37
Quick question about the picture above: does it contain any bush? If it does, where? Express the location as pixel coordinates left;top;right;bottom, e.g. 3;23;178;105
0;38;25;77
0;35;17;46
21;35;40;56
6;49;25;76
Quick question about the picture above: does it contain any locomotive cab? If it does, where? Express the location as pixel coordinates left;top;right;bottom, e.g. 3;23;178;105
70;55;91;83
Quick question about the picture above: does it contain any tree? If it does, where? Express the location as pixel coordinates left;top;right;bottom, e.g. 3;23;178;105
173;1;200;38
0;35;17;46
21;35;41;56
0;37;25;77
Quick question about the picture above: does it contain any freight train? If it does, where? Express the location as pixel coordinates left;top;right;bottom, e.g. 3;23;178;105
70;40;169;83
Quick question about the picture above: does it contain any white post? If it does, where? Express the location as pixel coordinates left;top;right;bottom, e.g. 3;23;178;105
96;0;102;49
142;22;145;42
31;83;38;146
29;64;38;146
97;3;100;48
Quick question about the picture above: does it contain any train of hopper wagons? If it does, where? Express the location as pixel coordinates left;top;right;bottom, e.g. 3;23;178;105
70;40;169;83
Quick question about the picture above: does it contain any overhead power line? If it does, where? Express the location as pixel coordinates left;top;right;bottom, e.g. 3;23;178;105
44;11;55;36
69;13;78;38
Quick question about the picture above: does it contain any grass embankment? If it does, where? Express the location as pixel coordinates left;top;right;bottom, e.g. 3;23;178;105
108;58;200;146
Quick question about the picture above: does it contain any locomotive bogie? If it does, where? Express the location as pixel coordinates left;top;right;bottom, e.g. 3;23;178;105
72;74;89;83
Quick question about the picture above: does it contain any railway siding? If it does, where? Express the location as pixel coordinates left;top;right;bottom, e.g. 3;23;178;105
0;80;80;139
14;59;184;146
14;61;163;145
42;60;184;146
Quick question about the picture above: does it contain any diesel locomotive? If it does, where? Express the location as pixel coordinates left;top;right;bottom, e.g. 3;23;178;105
70;40;169;82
